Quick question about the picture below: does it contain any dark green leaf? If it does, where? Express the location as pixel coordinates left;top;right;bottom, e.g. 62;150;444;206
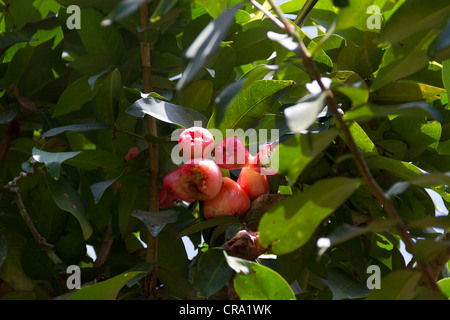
224;252;296;300
150;0;178;23
344;102;442;123
32;147;80;180
90;172;123;204
53;76;96;118
193;248;233;297
132;209;179;237
176;3;242;90
328;268;370;300
365;270;421;300
47;176;93;240
41;122;111;138
273;129;338;184
102;0;147;25
259;177;361;254
208;80;294;136
371;30;438;91
76;8;124;54
127;97;209;128
380;0;450;43
177;216;240;238
69;271;145;300
95;67;121;126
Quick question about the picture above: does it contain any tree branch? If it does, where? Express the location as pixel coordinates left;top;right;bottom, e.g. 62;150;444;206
139;2;159;300
265;0;441;293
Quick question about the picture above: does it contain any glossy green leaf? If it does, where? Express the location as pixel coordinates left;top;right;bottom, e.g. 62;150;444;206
380;0;450;43
437;277;450;298
76;8;124;54
64;150;125;175
328;268;370;300
90;172;123;204
336;0;374;31
443;59;450;95
177;216;240;238
32;147;81;180
208;80;294;136
102;0;147;24
259;177;361;255
176;3;242;90
196;0;226;18
346;122;378;157
127;97;209;128
132;209;179;237
365;156;423;181
95;67;121;126
41;122;111;138
273;129;338;184
150;0;178;22
431;19;450;61
69;271;145;300
371;81;446;103
371;30;438;91
224;252;296;300
390;117;441;150
343;102;442;123
365;270;421;300
53;76;96;118
47;176;93;240
193;248;233;297
212;65;279;127
180;80;213;115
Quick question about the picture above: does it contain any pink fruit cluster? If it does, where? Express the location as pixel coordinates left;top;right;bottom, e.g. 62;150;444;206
159;127;278;219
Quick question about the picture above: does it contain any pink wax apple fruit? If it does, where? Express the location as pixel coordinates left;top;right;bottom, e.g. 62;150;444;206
250;143;278;176
124;146;140;162
158;187;181;208
214;137;250;170
203;177;250;220
178;126;215;160
162;167;195;202
237;165;269;199
179;158;223;200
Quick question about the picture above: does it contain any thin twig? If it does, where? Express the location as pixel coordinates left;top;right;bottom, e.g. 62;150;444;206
250;0;285;31
93;220;114;268
265;0;441;293
3;171;62;265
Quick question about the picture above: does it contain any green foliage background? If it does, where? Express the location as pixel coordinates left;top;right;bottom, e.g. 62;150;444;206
0;0;449;300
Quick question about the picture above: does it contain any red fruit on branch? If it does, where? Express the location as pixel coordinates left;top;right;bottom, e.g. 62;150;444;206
178;126;214;160
250;143;278;176
214;137;250;170
158;188;181;208
237;165;269;199
124;146;140;162
179;158;223;200
203;177;250;220
162;167;196;202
